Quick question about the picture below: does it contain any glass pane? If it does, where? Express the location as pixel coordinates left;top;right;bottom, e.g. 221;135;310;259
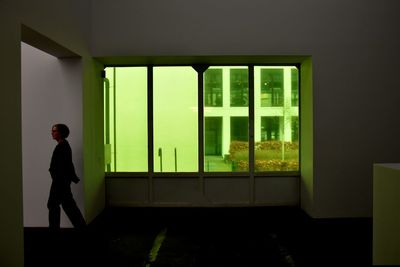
153;67;198;172
255;66;299;172
104;67;148;172
204;66;249;172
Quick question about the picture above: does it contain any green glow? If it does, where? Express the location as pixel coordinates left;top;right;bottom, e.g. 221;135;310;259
204;66;249;172
254;66;299;171
105;67;148;172
153;67;198;172
104;65;299;173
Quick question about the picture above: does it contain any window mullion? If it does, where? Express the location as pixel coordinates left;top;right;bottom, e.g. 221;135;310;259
148;66;154;203
249;65;255;173
147;66;154;174
249;65;255;203
103;70;111;172
198;70;204;174
113;67;117;172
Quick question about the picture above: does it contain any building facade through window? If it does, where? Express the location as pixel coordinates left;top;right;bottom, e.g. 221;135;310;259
104;65;299;174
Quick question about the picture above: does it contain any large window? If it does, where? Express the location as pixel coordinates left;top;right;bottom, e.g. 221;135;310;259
104;65;299;174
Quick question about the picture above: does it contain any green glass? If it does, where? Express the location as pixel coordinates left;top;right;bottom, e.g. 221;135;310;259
104;67;148;172
204;67;249;172
153;67;198;172
104;65;299;174
255;66;299;172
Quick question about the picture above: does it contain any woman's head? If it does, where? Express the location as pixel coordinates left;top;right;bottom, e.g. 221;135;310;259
52;123;70;140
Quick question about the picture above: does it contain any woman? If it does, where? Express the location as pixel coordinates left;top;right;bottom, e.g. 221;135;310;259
47;123;86;230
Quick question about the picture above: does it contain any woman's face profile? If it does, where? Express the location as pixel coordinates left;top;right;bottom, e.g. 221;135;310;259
51;126;61;141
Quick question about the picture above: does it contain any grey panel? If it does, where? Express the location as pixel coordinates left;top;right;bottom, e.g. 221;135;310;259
205;178;249;204
255;177;299;205
153;178;203;204
106;178;149;206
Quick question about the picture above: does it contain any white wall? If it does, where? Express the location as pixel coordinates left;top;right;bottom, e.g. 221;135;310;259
21;42;83;227
90;0;400;218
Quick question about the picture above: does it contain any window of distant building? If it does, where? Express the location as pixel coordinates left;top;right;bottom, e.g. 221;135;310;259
204;68;223;107
230;68;248;107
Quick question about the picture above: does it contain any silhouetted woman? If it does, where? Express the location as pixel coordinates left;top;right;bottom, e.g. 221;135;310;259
47;123;86;230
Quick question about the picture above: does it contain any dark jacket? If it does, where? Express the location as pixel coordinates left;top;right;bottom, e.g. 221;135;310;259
49;140;80;184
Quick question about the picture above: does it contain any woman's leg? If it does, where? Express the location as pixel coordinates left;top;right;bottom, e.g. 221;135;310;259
61;190;87;230
47;182;61;229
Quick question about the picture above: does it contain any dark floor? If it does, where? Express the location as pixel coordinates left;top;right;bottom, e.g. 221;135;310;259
24;207;372;267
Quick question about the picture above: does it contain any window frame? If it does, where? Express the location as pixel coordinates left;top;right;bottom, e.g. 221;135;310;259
104;63;301;178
